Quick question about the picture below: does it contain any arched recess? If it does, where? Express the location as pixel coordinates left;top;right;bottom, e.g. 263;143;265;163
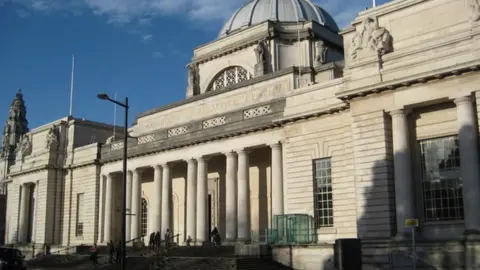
141;198;148;237
206;66;253;92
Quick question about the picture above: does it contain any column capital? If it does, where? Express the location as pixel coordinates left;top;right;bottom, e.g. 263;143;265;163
269;141;282;149
152;164;162;171
454;96;472;105
223;151;237;158
389;108;411;117
184;158;197;165
236;148;251;155
196;155;211;162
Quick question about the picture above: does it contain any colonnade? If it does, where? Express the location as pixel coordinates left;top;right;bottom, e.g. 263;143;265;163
390;95;480;235
102;142;284;244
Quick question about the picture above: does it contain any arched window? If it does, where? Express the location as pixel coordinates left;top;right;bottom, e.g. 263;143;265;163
207;66;252;91
141;198;148;237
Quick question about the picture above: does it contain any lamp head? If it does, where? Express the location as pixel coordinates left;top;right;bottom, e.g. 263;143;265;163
97;93;109;100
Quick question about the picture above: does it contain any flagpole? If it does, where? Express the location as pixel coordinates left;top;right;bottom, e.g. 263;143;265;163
373;0;376;7
113;92;117;138
69;54;75;116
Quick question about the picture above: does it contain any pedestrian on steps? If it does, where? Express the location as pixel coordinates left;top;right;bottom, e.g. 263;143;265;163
90;244;98;268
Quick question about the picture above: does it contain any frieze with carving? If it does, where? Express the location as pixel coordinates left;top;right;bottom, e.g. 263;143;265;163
349;17;393;60
471;0;480;21
140;80;292;132
45;125;59;150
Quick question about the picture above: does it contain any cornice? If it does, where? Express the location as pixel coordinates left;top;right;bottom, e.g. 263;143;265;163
8;164;54;177
337;63;480;101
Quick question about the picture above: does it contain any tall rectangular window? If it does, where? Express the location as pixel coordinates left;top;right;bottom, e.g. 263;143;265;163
76;193;84;236
313;158;333;228
420;136;463;221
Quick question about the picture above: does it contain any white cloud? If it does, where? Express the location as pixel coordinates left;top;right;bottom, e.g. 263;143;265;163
141;34;153;43
152;51;164;59
10;0;385;30
16;9;30;18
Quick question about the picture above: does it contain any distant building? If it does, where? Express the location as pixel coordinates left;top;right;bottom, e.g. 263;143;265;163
2;0;480;269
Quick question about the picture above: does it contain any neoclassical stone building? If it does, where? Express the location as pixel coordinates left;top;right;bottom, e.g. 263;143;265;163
2;0;480;268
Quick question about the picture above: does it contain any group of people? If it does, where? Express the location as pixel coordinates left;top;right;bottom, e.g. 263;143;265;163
148;229;173;251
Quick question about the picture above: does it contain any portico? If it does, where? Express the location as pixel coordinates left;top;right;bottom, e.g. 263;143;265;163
99;131;284;245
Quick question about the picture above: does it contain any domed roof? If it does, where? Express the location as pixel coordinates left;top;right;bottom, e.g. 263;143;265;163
218;0;339;38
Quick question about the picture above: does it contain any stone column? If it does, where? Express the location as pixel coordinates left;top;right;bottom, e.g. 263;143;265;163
185;159;197;242
454;96;480;233
161;163;172;237
196;156;209;244
270;143;284;217
152;165;163;234
31;183;39;242
131;169;142;240
125;171;133;241
225;151;238;242
390;109;415;235
104;174;113;242
18;184;30;243
237;149;251;242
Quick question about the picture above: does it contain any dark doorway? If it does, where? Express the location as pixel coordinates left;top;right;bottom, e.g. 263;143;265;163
208;194;212;231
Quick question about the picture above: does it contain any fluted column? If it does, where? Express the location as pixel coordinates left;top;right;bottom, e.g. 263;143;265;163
196;156;209;243
225;151;238;242
131;169;142;240
237;149;251;242
104;174;114;242
126;171;133;241
454;96;480;233
161;164;172;236
390;109;415;235
270;143;284;216
31;183;38;242
18;184;30;243
186;159;197;242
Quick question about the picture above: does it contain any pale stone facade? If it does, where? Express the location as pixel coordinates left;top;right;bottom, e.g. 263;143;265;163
2;0;480;269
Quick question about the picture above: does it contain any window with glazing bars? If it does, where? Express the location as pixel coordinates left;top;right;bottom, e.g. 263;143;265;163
141;198;148;236
420;136;463;221
76;193;84;236
313;158;334;228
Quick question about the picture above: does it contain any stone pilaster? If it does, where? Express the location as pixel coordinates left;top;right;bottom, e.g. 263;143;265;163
270;143;284;216
390;109;415;236
454;96;480;234
152;165;163;234
18;184;30;243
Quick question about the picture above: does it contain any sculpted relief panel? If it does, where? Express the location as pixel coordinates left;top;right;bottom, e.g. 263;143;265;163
349;16;393;61
138;79;292;132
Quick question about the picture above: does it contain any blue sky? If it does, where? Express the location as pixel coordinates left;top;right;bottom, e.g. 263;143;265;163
0;0;390;129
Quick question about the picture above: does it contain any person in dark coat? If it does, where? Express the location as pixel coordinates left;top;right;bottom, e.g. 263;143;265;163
115;241;121;264
90;244;98;268
149;232;155;251
107;240;114;263
154;232;161;252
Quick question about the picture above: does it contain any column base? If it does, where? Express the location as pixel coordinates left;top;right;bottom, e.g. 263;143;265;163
464;229;480;236
235;238;252;244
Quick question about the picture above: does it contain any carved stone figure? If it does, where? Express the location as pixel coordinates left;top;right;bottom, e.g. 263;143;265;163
45;126;59;150
349;17;393;60
3;122;10;136
471;0;480;22
187;63;200;95
17;134;32;156
315;40;328;66
254;40;267;64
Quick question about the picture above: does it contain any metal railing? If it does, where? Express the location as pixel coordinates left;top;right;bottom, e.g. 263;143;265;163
263;228;317;245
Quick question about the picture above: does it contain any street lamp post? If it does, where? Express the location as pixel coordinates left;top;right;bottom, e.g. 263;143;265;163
97;93;128;270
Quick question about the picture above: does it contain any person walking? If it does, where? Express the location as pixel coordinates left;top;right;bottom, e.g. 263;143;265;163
90;244;99;268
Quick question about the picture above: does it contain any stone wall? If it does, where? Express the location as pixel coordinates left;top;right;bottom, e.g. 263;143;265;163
272;244;335;270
